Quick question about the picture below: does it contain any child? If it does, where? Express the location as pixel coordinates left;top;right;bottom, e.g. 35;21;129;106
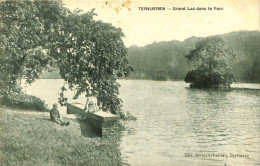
50;104;69;126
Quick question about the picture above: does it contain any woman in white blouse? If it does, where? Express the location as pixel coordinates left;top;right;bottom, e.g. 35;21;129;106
84;92;99;113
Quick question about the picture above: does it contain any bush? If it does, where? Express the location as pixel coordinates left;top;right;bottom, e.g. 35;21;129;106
115;108;137;121
152;69;168;81
2;91;48;112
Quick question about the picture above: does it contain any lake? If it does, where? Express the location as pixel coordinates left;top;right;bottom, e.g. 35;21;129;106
23;79;260;166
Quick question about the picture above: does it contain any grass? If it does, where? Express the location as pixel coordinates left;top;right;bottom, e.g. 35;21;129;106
0;106;122;166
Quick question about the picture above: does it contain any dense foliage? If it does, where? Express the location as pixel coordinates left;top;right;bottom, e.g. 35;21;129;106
224;31;260;81
126;31;260;82
3;88;48;111
184;36;236;88
0;1;133;117
56;9;133;115
0;0;66;103
127;41;189;80
152;69;168;81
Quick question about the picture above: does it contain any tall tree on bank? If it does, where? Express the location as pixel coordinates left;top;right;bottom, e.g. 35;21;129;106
0;0;67;100
57;10;133;115
0;1;133;117
184;36;236;88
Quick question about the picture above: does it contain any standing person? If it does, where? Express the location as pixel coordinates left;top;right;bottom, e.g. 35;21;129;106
50;104;69;126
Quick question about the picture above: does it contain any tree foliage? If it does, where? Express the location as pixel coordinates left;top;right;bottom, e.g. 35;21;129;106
184;36;236;88
0;0;67;99
127;31;259;82
224;31;260;82
57;9;133;114
0;1;133;116
152;69;168;81
127;41;189;80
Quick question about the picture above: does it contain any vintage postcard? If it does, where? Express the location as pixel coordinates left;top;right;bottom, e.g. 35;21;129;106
0;0;259;166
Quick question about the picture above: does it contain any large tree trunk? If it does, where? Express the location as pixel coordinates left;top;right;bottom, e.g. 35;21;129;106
10;56;25;89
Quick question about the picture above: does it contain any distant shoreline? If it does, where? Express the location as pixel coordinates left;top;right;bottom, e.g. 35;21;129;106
37;78;260;83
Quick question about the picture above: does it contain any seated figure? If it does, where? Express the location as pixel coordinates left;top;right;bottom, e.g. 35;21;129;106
50;104;69;126
84;92;99;114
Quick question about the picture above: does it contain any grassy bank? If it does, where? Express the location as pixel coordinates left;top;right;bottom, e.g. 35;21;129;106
0;107;122;166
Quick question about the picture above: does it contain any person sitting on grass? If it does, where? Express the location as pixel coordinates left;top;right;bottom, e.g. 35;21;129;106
50;104;69;126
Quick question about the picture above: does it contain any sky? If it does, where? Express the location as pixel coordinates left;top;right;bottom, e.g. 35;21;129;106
63;0;260;47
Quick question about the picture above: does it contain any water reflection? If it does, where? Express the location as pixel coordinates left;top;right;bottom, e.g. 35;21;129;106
23;80;260;166
119;81;260;166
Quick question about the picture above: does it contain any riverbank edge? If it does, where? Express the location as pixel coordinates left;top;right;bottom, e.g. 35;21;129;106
0;106;122;166
186;87;260;91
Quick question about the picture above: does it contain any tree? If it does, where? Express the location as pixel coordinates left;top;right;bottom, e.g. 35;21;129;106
0;0;67;100
55;9;133;115
152;69;168;81
184;36;236;88
0;1;133;117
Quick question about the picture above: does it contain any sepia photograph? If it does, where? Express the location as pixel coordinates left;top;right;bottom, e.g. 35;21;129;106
0;0;259;165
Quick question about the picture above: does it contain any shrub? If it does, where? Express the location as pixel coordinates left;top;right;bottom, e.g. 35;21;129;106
152;69;168;81
2;91;48;112
115;108;137;121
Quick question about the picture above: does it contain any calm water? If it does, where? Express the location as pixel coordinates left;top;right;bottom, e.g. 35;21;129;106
23;79;260;166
